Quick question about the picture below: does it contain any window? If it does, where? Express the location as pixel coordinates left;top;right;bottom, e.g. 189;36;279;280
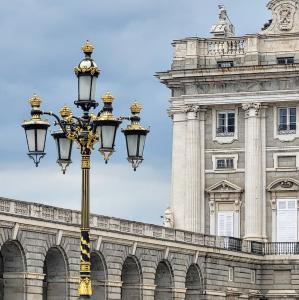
217;61;234;68
218;211;234;237
277;57;294;65
278;107;296;134
217;111;235;136
277;199;297;242
216;158;234;169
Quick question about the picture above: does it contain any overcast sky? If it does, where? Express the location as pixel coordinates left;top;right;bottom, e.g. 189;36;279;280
0;0;270;224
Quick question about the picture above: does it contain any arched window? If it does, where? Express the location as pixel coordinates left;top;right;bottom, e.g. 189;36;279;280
121;256;142;300
0;241;26;300
154;260;173;300
91;252;107;300
43;247;68;300
185;264;204;299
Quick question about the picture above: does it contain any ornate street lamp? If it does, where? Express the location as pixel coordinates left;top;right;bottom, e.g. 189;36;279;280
21;41;149;298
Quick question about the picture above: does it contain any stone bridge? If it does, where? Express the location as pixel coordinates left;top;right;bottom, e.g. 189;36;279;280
0;197;299;300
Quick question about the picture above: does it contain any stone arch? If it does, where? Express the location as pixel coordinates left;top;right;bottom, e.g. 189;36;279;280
185;264;204;299
43;246;69;300
121;255;142;300
91;251;107;300
0;240;26;300
154;260;174;300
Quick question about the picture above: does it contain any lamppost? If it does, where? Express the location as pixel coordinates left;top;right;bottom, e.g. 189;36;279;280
21;41;149;298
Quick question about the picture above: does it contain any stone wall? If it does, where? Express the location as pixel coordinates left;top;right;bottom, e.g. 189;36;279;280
1;198;299;299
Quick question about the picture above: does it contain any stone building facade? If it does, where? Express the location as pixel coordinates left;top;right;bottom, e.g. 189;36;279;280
157;0;299;243
3;1;299;299
2;197;299;300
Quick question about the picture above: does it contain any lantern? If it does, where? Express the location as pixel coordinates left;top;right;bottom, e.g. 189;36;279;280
122;102;149;171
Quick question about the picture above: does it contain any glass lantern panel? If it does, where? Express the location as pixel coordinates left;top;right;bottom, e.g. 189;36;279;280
26;129;36;152
90;76;97;101
138;134;146;157
101;125;116;149
79;76;92;101
59;138;72;160
126;134;138;157
36;129;47;152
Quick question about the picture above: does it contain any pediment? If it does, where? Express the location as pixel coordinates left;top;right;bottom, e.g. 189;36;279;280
267;178;299;191
206;180;243;193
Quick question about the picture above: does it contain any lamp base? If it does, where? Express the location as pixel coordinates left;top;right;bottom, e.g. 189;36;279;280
78;277;92;297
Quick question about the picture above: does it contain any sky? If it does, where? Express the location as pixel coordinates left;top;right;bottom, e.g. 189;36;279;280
0;0;270;225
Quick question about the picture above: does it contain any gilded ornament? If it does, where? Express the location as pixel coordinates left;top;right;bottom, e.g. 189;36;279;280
101;92;114;104
74;66;100;76
78;277;92;296
60;106;72;119
29;94;42;108
80;262;91;272
82;41;94;54
130;102;142;114
81;156;91;169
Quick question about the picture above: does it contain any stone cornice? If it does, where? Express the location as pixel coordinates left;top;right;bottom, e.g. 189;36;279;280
171;90;299;106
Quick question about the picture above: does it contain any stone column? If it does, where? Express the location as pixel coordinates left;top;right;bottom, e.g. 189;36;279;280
185;105;201;233
242;103;265;241
170;111;187;230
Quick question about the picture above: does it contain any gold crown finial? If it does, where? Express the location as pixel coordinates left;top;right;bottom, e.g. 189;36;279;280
101;92;114;104
29;94;42;108
130;102;142;114
82;40;94;55
60;106;72;119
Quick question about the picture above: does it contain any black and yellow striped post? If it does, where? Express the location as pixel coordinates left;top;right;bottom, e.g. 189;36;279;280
78;154;92;297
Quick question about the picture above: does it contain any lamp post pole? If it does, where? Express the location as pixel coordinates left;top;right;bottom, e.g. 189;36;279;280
21;41;149;298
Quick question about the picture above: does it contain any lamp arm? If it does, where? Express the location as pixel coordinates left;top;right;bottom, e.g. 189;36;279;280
43;111;65;129
118;116;130;121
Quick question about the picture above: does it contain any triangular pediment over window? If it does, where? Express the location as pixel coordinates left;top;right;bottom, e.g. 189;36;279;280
206;180;243;193
267;178;299;192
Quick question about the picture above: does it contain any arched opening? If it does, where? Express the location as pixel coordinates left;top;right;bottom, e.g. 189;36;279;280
0;240;26;300
154;260;173;300
185;264;203;299
121;256;142;300
91;252;107;300
43;247;68;300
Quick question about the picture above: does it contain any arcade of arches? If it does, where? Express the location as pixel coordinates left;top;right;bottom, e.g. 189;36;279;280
0;240;204;300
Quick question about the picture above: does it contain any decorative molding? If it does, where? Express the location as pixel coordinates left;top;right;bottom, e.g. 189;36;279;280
267;178;299;191
242;103;261;117
273;152;299;170
56;229;63;246
206;180;243;193
262;0;299;34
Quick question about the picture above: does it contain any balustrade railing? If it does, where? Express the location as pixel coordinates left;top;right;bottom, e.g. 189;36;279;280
264;242;299;255
207;38;247;56
1;198;299;256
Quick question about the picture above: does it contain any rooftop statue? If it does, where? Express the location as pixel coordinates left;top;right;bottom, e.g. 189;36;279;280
210;5;235;37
